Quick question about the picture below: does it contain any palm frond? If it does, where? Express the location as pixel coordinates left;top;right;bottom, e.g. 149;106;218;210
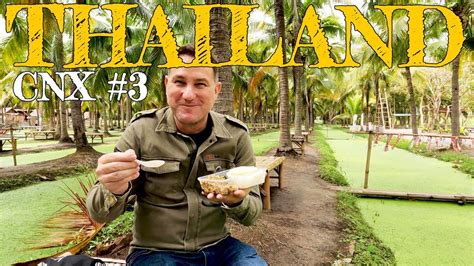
18;175;104;264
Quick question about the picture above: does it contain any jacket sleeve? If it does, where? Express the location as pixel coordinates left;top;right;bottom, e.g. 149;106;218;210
86;182;132;223
223;131;263;226
86;124;139;224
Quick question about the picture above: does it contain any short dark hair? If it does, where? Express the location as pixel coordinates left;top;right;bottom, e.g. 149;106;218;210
176;44;219;81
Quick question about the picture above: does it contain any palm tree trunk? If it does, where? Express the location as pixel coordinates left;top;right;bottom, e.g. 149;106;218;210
293;66;303;136
238;88;244;120
306;90;311;130
54;98;61;139
70;99;92;152
38;102;43;130
126;97;132;126
94;102;100;133
59;100;72;143
404;67;418;135
109;105;115;130
291;0;303;136
274;0;294;155
451;54;461;137
208;0;233;116
48;100;55;131
419;96;424;130
103;100;111;137
88;107;93;128
65;0;91;152
51;14;73;143
120;99;125;131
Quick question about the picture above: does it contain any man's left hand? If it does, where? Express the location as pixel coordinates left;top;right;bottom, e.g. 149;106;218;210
203;188;250;206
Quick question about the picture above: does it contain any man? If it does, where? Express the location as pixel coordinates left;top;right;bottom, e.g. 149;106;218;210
86;45;266;265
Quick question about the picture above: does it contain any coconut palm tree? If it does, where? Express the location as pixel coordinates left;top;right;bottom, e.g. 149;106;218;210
273;0;295;155
448;0;472;138
207;0;233;116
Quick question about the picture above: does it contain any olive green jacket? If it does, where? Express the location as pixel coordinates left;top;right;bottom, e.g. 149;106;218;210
86;107;262;252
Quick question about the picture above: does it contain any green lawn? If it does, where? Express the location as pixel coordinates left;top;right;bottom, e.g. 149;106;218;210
0;130;281;264
0;173;91;265
0;148;76;167
250;130;280;155
323;127;474;265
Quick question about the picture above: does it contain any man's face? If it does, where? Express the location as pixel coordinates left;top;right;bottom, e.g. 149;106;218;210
165;54;221;132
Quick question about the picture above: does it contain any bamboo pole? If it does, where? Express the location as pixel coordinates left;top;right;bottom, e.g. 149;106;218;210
364;131;373;189
9;126;17;166
330;186;474;204
12;138;17;166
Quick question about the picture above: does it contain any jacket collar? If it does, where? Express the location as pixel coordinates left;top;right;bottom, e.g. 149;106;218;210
155;107;232;139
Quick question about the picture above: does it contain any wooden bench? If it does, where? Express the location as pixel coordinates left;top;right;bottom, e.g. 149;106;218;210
291;136;305;155
256;156;286;210
291;131;310;142
86;132;104;143
0;127;18;165
0;128;17;152
25;130;55;140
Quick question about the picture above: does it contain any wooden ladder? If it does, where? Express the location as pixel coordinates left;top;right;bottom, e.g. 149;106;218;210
376;89;392;129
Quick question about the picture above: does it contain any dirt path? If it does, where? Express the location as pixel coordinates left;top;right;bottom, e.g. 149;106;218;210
95;141;347;264
229;143;346;264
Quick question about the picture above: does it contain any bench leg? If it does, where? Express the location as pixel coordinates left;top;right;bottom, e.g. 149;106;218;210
263;173;271;210
277;164;284;189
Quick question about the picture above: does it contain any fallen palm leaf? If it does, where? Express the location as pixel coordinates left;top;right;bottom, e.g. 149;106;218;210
14;174;104;266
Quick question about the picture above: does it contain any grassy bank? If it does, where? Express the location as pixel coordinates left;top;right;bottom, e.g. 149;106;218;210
314;127;396;264
394;139;474;178
0;164;90;192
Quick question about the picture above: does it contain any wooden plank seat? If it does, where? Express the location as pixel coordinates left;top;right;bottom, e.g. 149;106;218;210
86;132;104;143
256;156;286;210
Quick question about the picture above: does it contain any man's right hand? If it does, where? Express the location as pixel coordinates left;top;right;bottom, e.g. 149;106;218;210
95;149;140;195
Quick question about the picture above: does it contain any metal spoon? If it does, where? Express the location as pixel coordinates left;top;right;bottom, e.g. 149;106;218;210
138;159;165;168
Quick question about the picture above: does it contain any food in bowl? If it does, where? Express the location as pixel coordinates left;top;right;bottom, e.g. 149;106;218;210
199;174;238;195
198;166;266;195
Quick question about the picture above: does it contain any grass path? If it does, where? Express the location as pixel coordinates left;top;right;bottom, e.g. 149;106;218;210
0;130;280;264
323;127;474;265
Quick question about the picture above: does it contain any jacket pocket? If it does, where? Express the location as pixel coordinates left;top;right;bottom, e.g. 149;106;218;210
141;160;180;174
204;159;235;173
140;159;185;205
